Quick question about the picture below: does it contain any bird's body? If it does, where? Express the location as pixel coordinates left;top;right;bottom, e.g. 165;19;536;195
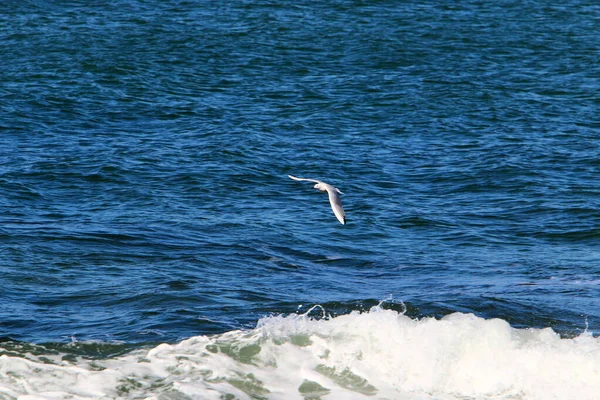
288;175;346;225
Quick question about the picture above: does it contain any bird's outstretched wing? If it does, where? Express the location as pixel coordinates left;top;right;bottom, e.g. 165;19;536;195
326;188;346;225
288;175;322;184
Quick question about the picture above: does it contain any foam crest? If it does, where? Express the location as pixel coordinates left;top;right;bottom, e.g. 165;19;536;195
1;307;599;399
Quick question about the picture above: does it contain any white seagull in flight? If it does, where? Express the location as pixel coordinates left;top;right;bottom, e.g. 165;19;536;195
288;175;346;225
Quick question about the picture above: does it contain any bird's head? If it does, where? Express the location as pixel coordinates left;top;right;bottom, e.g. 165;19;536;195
313;183;321;190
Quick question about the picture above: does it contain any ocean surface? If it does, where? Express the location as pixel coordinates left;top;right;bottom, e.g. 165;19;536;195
1;0;600;399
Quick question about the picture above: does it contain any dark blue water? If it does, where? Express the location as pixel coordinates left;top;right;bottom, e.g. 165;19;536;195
2;0;600;351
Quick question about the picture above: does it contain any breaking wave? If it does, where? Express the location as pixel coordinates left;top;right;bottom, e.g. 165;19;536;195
1;305;599;399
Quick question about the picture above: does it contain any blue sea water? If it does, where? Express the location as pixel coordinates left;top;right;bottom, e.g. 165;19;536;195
1;1;600;398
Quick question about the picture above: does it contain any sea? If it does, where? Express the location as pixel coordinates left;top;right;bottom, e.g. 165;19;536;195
1;0;600;399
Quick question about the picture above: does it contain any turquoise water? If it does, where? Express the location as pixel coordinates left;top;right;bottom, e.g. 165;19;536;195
1;1;600;398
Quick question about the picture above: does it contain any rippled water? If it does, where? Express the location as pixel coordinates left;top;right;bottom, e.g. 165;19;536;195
1;0;600;398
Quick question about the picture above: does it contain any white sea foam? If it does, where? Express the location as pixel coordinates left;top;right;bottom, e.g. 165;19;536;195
1;306;599;400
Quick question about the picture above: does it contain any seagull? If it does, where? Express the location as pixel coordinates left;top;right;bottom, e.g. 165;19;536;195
288;175;346;225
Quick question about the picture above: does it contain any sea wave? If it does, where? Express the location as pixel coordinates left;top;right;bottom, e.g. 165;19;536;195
1;305;599;400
